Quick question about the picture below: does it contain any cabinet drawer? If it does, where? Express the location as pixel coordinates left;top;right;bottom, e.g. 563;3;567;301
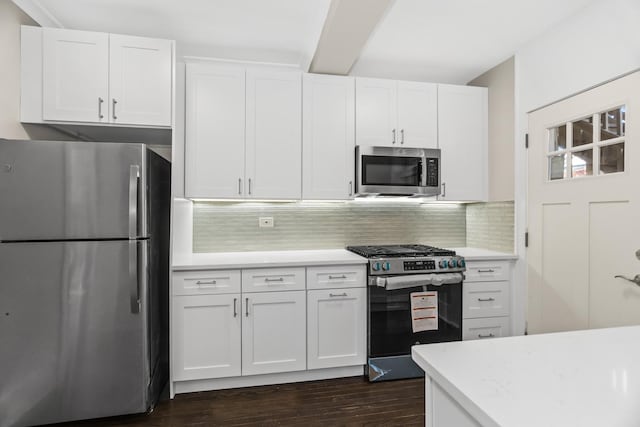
242;267;305;293
306;265;366;290
465;261;510;282
173;270;241;296
463;281;510;319
462;317;509;341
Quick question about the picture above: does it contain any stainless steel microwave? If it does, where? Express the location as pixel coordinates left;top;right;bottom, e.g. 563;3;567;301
355;146;441;197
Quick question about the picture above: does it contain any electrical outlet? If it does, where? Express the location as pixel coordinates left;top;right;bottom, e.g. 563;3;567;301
258;217;274;228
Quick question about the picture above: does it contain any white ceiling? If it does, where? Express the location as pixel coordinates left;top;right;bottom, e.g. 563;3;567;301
18;0;597;83
350;0;598;83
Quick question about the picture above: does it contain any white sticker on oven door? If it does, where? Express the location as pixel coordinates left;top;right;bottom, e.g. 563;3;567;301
410;291;438;332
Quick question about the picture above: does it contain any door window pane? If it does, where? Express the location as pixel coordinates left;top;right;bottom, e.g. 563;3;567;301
549;154;567;180
549;125;567;151
600;106;625;141
572;116;593;147
599;143;625;174
571;150;593;177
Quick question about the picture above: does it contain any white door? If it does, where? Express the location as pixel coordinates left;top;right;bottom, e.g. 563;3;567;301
528;71;640;334
302;74;355;200
242;291;306;375
307;288;366;370
438;84;488;201
109;34;172;126
355;78;397;147
184;63;246;199
396;81;438;148
42;28;108;123
172;294;241;381
245;69;302;199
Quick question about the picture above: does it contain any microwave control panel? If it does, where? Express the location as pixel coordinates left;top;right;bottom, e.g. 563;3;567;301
425;158;439;187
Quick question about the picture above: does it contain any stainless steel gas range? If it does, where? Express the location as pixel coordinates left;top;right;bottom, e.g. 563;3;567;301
346;244;466;382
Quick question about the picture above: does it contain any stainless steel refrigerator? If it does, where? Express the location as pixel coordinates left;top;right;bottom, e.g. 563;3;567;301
0;140;170;427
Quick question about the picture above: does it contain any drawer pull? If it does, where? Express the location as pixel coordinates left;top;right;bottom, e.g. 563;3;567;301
329;293;348;298
196;280;217;285
264;277;284;282
477;297;495;302
478;333;495;339
477;269;496;273
328;275;347;280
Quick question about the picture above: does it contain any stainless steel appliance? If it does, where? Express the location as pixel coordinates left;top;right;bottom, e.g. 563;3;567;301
355;146;441;197
346;245;465;381
0;140;170;427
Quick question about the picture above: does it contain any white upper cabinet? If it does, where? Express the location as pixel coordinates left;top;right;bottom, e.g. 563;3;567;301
185;63;246;199
438;84;488;201
42;28;109;123
246;69;302;199
302;73;355;200
24;26;173;128
356;77;437;148
109;34;172;126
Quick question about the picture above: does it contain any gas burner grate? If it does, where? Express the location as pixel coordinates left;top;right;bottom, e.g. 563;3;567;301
346;244;456;258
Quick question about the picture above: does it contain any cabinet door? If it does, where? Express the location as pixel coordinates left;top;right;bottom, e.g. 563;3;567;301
42;28;109;123
172;294;241;381
109;34;172;126
242;291;306;375
438;84;488;201
184;64;245;198
355;77;397;147
307;288;366;369
396;81;438;148
246;69;302;199
302;74;355;200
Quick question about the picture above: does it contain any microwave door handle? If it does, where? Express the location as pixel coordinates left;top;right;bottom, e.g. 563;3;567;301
421;157;428;187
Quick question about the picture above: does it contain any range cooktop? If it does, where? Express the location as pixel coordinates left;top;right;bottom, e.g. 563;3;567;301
346;244;456;258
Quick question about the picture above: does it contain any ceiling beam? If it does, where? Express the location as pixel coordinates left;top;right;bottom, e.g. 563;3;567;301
309;0;394;75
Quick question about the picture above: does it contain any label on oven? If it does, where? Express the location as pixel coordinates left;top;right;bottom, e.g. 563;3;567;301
410;291;438;332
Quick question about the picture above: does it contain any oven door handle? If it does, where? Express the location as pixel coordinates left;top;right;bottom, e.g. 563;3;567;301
375;273;464;290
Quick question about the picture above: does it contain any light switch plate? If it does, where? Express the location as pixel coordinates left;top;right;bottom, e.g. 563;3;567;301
259;217;274;228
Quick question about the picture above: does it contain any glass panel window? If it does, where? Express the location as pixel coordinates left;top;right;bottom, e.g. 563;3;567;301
549;154;567;180
600;143;625;174
572;116;593;147
571;150;593;177
549;125;567;151
600;106;625;141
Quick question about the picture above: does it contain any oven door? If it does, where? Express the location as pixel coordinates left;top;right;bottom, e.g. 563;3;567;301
368;275;462;359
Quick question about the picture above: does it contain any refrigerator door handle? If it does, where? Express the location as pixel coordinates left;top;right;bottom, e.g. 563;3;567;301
129;165;140;239
129;241;140;313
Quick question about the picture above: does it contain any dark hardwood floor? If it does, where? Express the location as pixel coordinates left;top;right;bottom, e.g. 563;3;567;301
55;377;425;426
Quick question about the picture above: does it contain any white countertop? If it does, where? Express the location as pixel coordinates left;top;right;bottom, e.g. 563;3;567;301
172;249;367;270
450;247;518;261
412;326;640;427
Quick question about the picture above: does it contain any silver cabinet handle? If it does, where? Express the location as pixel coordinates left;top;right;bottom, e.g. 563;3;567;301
233;298;238;317
478;333;495;339
441;182;446;198
478;297;495;302
98;97;104;119
248;178;252;195
265;277;284;282
245;297;249;317
400;129;404;144
614;274;640;286
349;181;353;197
478;269;495;273
238;178;242;195
112;98;118;120
196;280;216;285
392;129;396;144
329;275;347;280
330;293;348;297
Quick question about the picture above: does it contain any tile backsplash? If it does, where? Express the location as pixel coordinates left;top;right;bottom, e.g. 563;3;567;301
192;200;515;253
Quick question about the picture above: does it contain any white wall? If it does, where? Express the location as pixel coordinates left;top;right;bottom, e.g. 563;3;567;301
512;0;640;335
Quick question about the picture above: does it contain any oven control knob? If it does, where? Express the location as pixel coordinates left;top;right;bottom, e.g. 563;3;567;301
448;259;457;268
439;260;448;269
382;262;391;271
372;262;381;271
458;258;466;268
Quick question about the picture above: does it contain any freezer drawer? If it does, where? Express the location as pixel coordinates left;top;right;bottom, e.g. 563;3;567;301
0;240;150;427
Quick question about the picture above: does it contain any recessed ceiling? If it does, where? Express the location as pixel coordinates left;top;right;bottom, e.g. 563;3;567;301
349;0;597;84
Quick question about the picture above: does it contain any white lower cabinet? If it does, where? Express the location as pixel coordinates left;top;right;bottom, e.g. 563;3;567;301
462;317;510;341
172;294;241;381
307;288;366;369
242;291;306;375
